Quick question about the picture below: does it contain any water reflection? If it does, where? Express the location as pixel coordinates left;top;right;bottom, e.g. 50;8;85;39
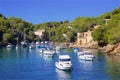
78;60;93;65
107;55;120;64
43;56;54;61
6;47;12;51
16;48;19;59
78;59;93;71
106;55;120;80
38;52;54;62
0;48;16;59
0;47;32;60
29;48;34;53
56;69;72;80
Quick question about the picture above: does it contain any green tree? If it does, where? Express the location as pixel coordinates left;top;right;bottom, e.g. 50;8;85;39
92;26;107;46
111;7;120;15
3;33;13;43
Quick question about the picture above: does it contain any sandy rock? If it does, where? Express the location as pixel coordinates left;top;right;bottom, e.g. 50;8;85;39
112;43;120;54
106;43;120;55
105;44;114;53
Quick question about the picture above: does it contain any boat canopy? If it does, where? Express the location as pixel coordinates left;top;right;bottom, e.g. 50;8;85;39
59;55;70;59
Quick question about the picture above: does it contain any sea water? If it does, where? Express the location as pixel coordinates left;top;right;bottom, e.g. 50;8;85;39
0;47;120;80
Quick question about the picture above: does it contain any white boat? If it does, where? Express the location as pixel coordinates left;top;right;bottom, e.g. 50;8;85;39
29;44;35;49
39;49;44;53
43;50;55;58
21;41;28;48
73;48;80;53
6;44;13;48
55;55;73;71
35;41;40;45
38;46;47;53
77;51;95;61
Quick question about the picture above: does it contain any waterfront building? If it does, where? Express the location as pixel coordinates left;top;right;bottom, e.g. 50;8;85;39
77;25;100;46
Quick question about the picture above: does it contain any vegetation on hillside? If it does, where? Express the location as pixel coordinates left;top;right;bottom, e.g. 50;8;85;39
92;7;120;46
0;7;120;47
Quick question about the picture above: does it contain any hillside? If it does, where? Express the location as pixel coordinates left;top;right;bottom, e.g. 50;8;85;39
0;7;120;48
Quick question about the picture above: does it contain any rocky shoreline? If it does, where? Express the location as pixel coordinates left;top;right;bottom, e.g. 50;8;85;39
69;42;120;55
104;43;120;55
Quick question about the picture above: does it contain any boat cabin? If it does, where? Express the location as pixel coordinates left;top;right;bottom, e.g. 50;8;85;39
59;55;71;62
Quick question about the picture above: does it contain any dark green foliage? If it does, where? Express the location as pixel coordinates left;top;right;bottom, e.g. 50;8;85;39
92;26;107;46
3;33;13;43
93;7;120;45
71;17;98;33
111;7;120;15
0;16;36;45
0;13;6;19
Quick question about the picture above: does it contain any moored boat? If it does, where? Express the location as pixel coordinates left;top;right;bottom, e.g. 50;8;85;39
29;44;35;49
55;55;73;71
6;43;14;48
73;48;80;53
77;51;95;61
21;41;28;48
43;50;55;58
38;46;47;53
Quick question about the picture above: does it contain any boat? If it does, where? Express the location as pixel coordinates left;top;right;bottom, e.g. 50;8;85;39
6;43;14;48
35;41;40;45
55;55;73;71
43;50;55;58
38;46;47;53
73;48;80;53
77;51;95;61
29;43;35;49
29;45;35;49
21;41;28;48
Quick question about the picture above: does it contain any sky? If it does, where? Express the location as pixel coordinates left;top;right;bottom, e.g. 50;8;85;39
0;0;120;24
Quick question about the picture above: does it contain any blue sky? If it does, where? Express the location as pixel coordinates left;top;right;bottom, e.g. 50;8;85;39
0;0;120;24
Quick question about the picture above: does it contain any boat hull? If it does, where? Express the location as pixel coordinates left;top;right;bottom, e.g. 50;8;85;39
78;51;95;61
79;56;94;61
43;50;55;58
55;62;72;71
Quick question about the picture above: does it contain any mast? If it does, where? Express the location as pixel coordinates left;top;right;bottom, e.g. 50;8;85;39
17;32;18;46
24;28;26;43
49;25;50;42
16;24;18;49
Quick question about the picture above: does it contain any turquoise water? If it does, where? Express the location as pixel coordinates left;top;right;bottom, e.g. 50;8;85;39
0;48;120;80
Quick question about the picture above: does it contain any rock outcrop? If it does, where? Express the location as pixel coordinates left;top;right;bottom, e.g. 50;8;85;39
105;43;120;55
